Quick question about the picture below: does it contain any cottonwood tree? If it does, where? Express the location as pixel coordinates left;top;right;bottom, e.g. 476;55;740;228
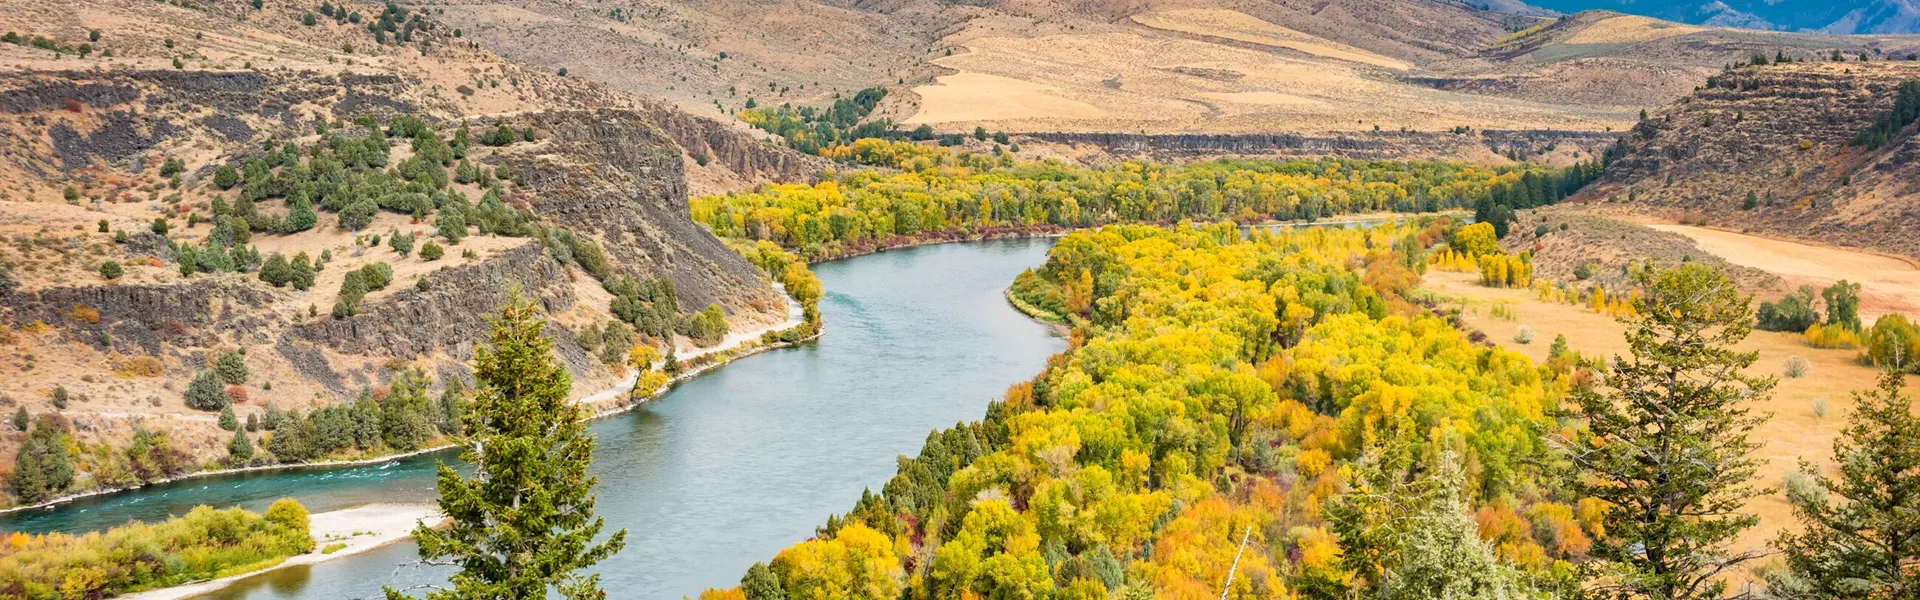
388;293;625;600
1770;365;1920;599
1563;263;1774;600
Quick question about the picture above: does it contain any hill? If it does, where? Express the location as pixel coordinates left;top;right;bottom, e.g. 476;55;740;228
424;0;1920;163
1577;59;1920;260
0;0;818;503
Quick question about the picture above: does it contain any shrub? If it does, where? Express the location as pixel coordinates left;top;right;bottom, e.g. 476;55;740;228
1785;355;1809;378
70;305;100;324
185;370;227;410
1805;323;1864;349
216;349;249;384
50;385;69;409
1513;325;1536;344
420;241;445;260
1812;397;1829;418
99;260;123;280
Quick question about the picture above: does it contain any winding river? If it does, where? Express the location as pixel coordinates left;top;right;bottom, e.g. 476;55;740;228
0;238;1065;599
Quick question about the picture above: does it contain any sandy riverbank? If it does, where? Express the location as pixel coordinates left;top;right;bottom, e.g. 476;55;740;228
122;503;443;600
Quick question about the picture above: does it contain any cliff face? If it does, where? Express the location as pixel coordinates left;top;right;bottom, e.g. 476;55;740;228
1027;129;1620;164
1586;61;1920;258
493;110;779;315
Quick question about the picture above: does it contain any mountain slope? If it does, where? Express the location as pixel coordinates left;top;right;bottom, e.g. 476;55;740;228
1577;60;1920;258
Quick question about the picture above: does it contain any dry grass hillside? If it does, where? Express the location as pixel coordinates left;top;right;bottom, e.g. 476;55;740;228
0;0;814;497
1580;60;1920;260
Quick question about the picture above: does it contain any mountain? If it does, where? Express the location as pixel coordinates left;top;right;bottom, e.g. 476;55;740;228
1523;0;1920;34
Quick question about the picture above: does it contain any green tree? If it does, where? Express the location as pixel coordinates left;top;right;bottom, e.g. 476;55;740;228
13;423;74;503
214;164;240;189
216;349;249;384
260;252;293;286
219;405;239;431
420;241;445;260
291;252;316;291
185;370;228;411
229;428;254;462
389;294;626;600
1772;367;1920;599
99;260;123;280
1565;264;1773;600
390;231;416;257
742;562;786;600
10;406;25;431
1824;280;1863;331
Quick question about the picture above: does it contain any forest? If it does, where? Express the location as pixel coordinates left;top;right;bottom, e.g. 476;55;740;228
691;139;1603;261
0;498;313;599
694;215;1915;600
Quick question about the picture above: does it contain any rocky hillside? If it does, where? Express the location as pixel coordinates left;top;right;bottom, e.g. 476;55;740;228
1579;60;1920;259
0;0;816;499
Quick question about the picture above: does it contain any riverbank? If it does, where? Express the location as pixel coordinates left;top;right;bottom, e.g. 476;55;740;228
120;503;443;600
1;287;810;518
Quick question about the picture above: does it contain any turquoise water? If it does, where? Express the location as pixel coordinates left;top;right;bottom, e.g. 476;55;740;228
0;238;1065;599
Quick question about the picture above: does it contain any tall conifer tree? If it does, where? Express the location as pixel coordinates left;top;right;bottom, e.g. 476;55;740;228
1565;264;1773;600
389;293;625;600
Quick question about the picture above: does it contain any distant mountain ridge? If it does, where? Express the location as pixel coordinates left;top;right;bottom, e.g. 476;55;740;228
1524;0;1920;33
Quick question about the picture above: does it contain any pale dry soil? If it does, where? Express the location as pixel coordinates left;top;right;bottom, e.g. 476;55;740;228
1427;270;1888;570
1644;223;1920;323
122;503;443;600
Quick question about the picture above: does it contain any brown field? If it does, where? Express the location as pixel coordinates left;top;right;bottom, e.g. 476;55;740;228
1426;270;1889;564
1130;9;1412;70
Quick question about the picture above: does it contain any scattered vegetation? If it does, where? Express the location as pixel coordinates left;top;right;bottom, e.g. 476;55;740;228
0;499;314;598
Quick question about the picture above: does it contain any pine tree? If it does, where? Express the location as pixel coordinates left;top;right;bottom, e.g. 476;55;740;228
389;293;626;600
228;428;254;462
1771;366;1920;598
1565;264;1773;600
742;562;786;600
219;405;239;431
185;370;228;411
11;406;25;431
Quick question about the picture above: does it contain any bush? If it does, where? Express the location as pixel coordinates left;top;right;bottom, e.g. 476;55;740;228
1513;325;1536;344
1812;397;1829;418
1785;355;1809;378
185;370;227;410
99;260;123;280
216;349;249;384
420;241;445;260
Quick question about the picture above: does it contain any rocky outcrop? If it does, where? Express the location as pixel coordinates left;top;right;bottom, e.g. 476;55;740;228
492;109;777;315
2;278;281;354
290;242;578;361
1027;129;1619;162
1588;61;1920;259
634;99;829;183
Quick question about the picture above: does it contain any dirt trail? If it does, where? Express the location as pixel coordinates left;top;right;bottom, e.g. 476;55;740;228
1648;224;1920;321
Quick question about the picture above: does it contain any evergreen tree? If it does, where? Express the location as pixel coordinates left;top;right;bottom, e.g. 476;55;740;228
291;252;317;291
1771;367;1920;598
228;428;254;462
10;406;25;431
389;294;626;600
219;405;239;431
185;370;228;411
260;252;293;287
1565;264;1773;600
216;349;249;384
13;424;74;503
742;562;786;600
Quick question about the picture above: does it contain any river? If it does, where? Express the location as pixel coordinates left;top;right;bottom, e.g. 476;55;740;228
0;238;1065;599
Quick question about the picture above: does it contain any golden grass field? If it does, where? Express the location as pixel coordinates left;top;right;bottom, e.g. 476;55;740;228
903;9;1635;135
1429;269;1889;566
